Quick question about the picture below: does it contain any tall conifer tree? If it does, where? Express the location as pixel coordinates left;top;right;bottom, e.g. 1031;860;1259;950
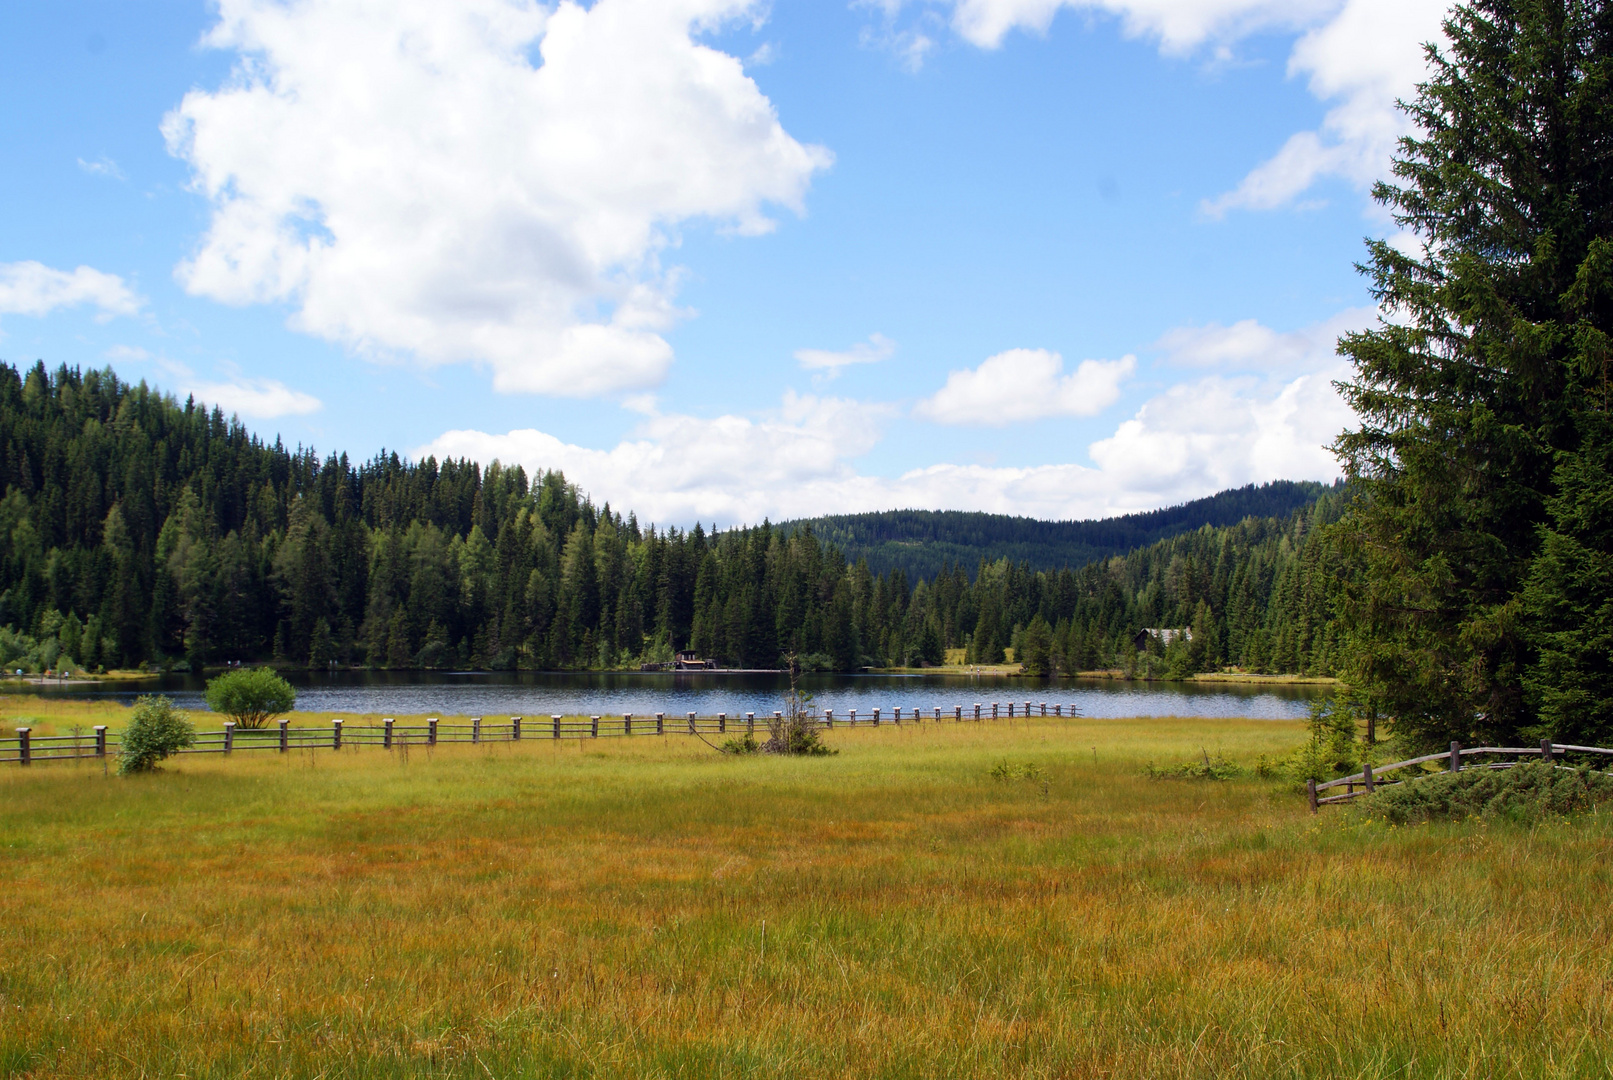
1334;0;1613;748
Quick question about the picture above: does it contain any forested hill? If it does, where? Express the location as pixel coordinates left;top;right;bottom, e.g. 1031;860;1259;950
0;361;1349;677
779;480;1335;580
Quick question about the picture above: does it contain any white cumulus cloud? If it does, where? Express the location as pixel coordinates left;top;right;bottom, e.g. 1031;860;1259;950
913;348;1133;425
419;390;893;525
419;308;1360;526
874;0;1448;214
795;332;896;377
0;261;143;322
164;0;831;397
1155;306;1374;369
186;378;323;419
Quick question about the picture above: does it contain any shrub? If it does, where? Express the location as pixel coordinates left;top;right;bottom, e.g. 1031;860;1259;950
989;761;1044;782
204;667;296;729
763;661;836;755
118;696;195;774
1147;752;1241;781
1357;761;1613;825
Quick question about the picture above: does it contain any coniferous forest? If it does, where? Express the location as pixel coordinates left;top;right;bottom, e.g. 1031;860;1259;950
0;361;1348;678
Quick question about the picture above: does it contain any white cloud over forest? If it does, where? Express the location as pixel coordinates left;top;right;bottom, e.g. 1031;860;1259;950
164;0;831;397
0;261;143;323
420;309;1357;526
914;348;1133;425
186;378;323;419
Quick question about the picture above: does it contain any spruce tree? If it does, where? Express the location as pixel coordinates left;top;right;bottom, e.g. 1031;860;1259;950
1333;0;1613;748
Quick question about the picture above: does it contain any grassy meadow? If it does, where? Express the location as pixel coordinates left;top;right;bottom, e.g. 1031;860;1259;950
1;707;1610;1078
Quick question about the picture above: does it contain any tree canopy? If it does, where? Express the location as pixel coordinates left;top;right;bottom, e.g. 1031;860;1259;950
1334;0;1613;747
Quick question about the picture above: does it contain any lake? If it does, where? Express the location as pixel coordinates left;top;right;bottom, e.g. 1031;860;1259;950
7;670;1327;720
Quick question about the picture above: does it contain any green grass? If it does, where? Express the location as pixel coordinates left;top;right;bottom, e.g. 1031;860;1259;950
1;713;1611;1078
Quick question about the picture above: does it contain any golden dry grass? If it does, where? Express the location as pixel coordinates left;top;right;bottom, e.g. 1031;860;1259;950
1;710;1609;1078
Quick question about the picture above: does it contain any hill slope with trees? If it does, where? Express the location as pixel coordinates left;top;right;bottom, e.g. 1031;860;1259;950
778;481;1334;580
0;360;1346;676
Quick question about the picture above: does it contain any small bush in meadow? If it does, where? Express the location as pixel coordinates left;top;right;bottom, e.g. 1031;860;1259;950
205;667;295;729
117;695;195;774
1358;761;1613;824
1147;752;1241;781
989;761;1044;782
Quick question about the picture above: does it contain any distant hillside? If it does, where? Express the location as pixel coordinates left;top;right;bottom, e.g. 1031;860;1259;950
780;480;1339;580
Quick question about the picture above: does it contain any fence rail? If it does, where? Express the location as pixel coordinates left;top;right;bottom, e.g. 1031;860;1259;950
1307;739;1613;811
0;699;1083;768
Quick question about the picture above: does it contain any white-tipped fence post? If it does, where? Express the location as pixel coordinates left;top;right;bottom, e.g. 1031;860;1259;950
825;709;834;728
279;718;289;753
94;725;107;758
428;718;438;746
333;719;344;750
223;721;235;755
512;716;522;741
552;715;562;740
872;708;880;726
656;712;665;735
1054;704;1061;717
747;712;755;737
718;713;726;734
849;709;857;726
992;703;999;720
974;704;981;720
590;716;600;738
934;707;942;721
384;718;394;748
16;727;29;767
687;712;696;734
472;717;481;744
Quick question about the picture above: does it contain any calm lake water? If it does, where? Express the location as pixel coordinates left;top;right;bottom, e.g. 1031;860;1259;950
9;670;1326;720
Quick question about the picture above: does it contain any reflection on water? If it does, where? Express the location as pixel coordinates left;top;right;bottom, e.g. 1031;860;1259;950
9;669;1327;720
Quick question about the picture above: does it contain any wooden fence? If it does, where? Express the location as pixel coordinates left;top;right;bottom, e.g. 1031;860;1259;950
1308;739;1613;811
0;699;1083;767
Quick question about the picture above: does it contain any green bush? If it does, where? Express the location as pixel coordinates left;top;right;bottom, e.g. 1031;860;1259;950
118;696;195;774
1358;761;1613;824
204;667;296;729
1147;753;1242;781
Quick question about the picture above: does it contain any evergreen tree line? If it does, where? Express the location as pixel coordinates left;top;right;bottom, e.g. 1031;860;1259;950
0;361;1349;677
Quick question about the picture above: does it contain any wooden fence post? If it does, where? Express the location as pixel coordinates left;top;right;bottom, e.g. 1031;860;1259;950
16;727;29;767
428;718;438;747
718;713;727;734
1450;740;1461;773
472;717;481;744
625;714;633;736
94;725;107;758
1053;704;1061;717
974;704;981;720
992;703;999;720
1308;778;1318;813
332;719;343;750
1541;737;1555;764
873;708;880;726
591;716;600;738
384;718;394;748
688;712;697;734
512;716;522;741
656;712;664;735
224;721;235;755
849;709;857;726
552;715;562;740
747;713;755;737
279;718;288;753
1363;762;1374;793
825;709;833;728
893;707;901;722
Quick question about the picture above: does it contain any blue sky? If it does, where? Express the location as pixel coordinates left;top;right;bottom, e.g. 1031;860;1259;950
0;0;1448;526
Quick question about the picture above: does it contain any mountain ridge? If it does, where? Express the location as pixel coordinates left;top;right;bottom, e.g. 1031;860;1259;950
779;480;1339;580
